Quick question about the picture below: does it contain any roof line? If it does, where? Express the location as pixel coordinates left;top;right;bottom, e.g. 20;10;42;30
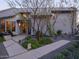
0;8;16;13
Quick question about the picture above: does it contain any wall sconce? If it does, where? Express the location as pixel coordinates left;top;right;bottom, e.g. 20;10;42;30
52;13;55;16
19;23;21;26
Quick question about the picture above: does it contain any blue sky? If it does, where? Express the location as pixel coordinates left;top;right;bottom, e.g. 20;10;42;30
0;0;10;11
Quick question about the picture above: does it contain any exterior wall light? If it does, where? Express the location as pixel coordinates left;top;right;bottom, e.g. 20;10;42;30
19;23;21;26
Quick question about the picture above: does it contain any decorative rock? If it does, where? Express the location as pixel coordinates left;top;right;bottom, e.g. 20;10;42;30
27;43;31;50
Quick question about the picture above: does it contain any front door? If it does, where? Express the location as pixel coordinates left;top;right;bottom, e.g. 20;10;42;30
17;20;29;34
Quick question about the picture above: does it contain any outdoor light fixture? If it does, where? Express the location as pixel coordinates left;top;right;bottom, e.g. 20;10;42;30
19;23;21;26
23;14;27;18
52;13;55;16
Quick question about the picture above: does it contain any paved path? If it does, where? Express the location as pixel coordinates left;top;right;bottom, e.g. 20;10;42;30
4;34;26;43
8;40;70;59
0;43;8;59
12;34;26;42
3;40;27;57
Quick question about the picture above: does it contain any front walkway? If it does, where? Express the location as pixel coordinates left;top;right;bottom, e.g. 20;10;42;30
0;43;8;59
8;40;70;59
12;34;26;42
3;40;27;57
4;34;26;42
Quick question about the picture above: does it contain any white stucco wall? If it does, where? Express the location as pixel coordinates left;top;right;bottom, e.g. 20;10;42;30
52;13;73;34
30;17;50;35
31;12;75;35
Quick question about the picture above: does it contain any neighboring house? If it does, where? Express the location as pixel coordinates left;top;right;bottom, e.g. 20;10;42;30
0;7;77;35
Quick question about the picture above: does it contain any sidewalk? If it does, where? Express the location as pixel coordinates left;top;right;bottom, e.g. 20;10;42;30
8;40;70;59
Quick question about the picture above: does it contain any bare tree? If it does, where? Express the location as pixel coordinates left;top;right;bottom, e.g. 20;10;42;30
6;0;57;39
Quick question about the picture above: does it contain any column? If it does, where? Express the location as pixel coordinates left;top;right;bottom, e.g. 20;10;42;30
10;21;12;32
4;20;7;32
15;21;20;34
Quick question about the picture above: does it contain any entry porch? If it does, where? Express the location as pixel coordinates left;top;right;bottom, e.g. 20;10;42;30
0;19;31;35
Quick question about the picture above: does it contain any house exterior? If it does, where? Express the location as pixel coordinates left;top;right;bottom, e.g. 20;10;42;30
51;8;77;34
0;7;77;35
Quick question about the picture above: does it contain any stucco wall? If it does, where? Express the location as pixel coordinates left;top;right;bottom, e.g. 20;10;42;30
52;13;73;34
31;12;75;35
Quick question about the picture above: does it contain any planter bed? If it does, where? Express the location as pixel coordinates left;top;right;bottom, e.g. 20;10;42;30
22;36;53;49
39;41;79;59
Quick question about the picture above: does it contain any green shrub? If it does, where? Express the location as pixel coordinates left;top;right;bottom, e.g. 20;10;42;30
57;30;62;35
23;40;41;49
31;40;41;49
73;50;79;59
22;41;27;48
38;37;52;45
27;36;32;41
22;36;32;48
61;49;72;57
22;36;52;49
0;35;5;43
53;42;79;59
72;42;79;48
22;36;40;49
54;53;65;59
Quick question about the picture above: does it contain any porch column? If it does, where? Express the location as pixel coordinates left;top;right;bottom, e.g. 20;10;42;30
4;20;7;32
10;21;12;32
15;21;20;34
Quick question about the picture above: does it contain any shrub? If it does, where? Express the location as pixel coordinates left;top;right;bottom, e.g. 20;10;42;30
38;37;52;45
22;36;32;48
27;36;32;41
22;36;41;49
61;49;72;59
22;36;52;49
31;40;41;49
54;53;65;59
53;42;79;59
72;42;79;48
57;30;62;35
0;34;5;43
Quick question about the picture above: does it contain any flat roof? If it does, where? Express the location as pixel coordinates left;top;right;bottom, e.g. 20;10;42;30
0;7;76;19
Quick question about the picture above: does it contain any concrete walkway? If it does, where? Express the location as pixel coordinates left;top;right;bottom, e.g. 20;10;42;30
8;40;70;59
12;34;26;42
0;43;9;59
4;34;26;42
3;40;27;57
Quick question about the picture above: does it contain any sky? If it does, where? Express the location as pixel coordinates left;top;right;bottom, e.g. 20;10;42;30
0;0;79;11
0;0;10;11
